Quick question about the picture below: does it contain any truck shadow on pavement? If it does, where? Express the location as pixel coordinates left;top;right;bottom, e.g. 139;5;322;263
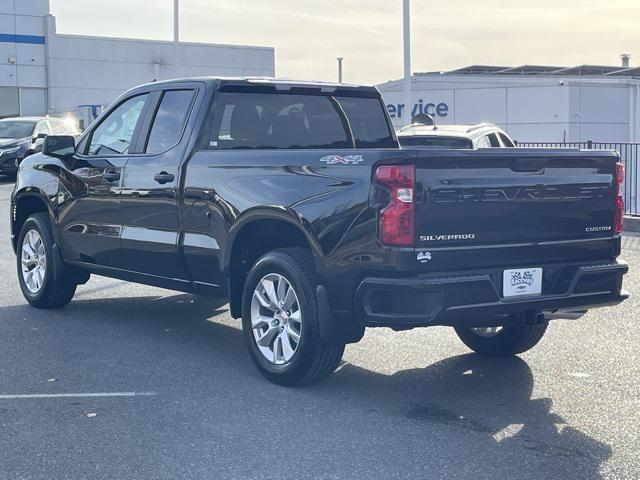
327;357;612;479
1;292;612;479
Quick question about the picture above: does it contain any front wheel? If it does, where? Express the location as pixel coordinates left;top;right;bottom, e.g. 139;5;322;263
241;248;344;386
454;322;548;356
17;213;77;309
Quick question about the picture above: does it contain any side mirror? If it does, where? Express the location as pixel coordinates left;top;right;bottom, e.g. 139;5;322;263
43;135;75;158
35;132;48;140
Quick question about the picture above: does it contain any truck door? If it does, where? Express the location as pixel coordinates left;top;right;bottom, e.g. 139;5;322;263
57;92;151;268
118;87;197;279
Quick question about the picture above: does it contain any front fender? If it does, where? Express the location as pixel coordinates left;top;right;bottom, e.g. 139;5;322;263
11;155;63;251
11;188;57;252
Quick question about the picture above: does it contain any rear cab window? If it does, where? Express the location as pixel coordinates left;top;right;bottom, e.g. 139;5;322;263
210;89;396;150
334;96;397;148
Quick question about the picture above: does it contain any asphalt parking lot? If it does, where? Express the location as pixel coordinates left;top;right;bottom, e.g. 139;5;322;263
0;177;638;480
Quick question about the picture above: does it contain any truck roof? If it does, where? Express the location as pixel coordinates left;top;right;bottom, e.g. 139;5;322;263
145;76;380;95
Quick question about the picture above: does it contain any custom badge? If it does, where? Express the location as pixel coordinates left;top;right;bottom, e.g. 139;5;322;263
319;154;364;165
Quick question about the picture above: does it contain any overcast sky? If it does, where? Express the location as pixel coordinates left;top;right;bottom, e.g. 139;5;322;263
49;0;639;85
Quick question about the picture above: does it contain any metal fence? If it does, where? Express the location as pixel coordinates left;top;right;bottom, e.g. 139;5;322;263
515;141;640;216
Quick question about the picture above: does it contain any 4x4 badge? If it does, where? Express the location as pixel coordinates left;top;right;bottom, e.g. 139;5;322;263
320;155;364;165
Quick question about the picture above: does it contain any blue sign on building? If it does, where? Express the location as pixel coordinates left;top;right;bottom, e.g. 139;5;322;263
0;33;46;45
386;100;449;119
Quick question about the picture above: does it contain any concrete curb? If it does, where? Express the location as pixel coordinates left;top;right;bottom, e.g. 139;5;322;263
624;215;640;233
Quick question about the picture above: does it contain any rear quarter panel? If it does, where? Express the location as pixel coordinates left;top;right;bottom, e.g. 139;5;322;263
181;148;406;308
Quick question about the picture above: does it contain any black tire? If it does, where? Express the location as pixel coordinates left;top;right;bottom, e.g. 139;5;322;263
241;248;345;386
16;213;77;309
454;322;548;356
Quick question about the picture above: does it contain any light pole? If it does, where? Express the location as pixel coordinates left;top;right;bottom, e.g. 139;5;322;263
173;0;180;77
402;0;412;125
337;57;344;83
173;0;179;43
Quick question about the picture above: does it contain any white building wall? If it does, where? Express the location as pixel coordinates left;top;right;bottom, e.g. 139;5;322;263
44;15;274;124
378;75;639;143
569;84;630;142
0;0;48;115
0;0;276;122
454;88;507;126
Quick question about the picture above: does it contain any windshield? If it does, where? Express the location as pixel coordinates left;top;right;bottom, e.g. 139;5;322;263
399;136;473;149
0;121;36;139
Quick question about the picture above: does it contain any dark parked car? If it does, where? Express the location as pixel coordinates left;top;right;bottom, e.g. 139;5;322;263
0;116;80;178
397;122;515;149
10;78;628;385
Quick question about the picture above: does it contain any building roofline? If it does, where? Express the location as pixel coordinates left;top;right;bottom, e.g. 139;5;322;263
408;63;639;79
50;32;273;52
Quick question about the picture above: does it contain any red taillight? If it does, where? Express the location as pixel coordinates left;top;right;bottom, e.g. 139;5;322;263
614;162;624;235
375;165;415;246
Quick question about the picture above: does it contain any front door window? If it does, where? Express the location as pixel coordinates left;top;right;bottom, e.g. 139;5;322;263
87;94;148;155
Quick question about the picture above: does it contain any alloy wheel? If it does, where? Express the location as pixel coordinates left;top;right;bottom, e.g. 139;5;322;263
250;273;302;365
21;229;46;294
470;326;503;337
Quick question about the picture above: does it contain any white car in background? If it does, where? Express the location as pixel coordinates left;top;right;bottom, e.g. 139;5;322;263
397;119;515;149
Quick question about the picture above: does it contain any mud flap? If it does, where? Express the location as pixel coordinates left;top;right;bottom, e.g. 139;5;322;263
52;243;90;285
316;284;364;345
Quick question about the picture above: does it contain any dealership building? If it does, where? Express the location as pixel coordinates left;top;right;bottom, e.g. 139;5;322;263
2;0;640;147
0;0;274;127
378;63;640;143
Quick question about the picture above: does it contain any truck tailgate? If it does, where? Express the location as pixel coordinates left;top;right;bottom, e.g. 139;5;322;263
412;148;620;268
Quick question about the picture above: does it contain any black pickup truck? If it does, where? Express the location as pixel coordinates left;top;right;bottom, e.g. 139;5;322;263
10;78;628;385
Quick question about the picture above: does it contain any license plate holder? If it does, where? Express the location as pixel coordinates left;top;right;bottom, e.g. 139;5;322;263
503;268;542;297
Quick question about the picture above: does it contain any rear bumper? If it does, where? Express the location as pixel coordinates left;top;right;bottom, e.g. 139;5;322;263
355;260;629;328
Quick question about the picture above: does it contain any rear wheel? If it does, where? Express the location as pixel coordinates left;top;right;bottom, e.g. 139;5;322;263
241;248;344;386
17;213;77;309
454;322;548;356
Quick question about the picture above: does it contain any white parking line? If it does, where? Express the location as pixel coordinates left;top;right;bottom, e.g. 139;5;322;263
0;392;156;399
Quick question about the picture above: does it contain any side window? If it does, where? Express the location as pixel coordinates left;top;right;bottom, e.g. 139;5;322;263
145;89;195;153
211;92;350;150
499;132;515;147
487;133;501;147
34;121;50;137
476;136;491;148
87;93;148;155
